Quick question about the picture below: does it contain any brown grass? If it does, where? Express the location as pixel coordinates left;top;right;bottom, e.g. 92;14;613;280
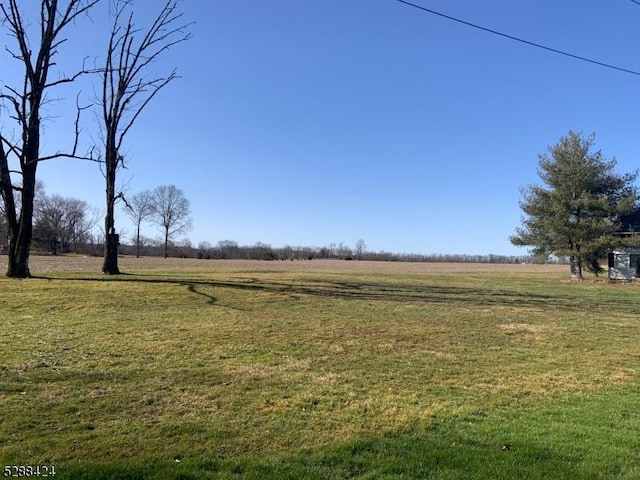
23;254;567;275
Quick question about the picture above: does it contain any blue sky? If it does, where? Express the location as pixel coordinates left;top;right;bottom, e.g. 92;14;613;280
7;0;640;255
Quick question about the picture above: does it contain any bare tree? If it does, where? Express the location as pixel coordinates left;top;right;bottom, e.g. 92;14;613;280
197;240;212;259
33;193;97;255
0;0;99;277
217;240;239;259
337;242;352;260
355;238;367;260
123;189;153;258
99;0;192;274
150;185;192;258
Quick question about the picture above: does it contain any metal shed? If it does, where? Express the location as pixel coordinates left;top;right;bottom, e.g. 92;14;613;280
608;247;640;280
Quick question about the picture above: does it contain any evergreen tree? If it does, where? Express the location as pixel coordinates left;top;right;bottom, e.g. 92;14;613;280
511;131;638;279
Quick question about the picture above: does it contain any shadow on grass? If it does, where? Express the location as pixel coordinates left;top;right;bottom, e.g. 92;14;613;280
32;272;640;315
33;273;220;306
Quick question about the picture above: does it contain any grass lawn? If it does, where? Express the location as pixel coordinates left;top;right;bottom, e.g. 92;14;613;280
0;259;639;479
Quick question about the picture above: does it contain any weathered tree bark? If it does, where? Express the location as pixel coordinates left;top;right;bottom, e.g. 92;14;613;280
4;99;40;278
102;142;120;274
0;142;26;277
9;166;37;277
102;231;120;274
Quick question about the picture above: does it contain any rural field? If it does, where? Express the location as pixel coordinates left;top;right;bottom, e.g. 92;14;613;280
1;256;639;479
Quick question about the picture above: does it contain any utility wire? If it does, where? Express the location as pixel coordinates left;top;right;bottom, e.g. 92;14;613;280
396;0;640;77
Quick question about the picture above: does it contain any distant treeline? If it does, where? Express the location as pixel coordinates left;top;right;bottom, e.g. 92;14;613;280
11;232;556;264
112;239;551;264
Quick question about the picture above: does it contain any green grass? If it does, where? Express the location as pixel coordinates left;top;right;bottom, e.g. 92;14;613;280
0;266;639;478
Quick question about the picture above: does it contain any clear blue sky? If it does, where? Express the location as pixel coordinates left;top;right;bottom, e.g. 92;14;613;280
12;0;640;255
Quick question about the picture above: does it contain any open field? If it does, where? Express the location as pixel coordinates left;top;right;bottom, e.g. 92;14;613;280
1;257;639;479
26;254;567;275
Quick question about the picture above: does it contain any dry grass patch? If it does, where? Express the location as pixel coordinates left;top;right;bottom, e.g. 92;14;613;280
499;322;549;334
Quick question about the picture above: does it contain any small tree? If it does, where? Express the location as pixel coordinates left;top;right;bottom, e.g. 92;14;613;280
123;190;153;258
511;131;638;279
355;238;367;260
150;185;192;258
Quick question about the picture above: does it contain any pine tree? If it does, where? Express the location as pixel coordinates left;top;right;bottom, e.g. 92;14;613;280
511;131;638;279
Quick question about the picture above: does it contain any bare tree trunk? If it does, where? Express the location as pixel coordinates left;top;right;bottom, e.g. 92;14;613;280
0;143;30;277
135;223;141;258
6;130;39;278
7;217;32;278
103;231;119;273
570;255;583;280
102;154;120;274
164;228;169;258
6;212;35;278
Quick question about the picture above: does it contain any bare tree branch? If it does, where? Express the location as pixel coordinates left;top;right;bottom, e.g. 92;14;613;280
0;139;18;229
0;134;22;159
102;0;193;146
37;152;102;163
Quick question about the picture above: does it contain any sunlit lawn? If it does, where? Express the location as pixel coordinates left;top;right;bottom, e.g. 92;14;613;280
0;262;639;479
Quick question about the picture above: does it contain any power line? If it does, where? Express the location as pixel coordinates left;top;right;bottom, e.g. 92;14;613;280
396;0;640;77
